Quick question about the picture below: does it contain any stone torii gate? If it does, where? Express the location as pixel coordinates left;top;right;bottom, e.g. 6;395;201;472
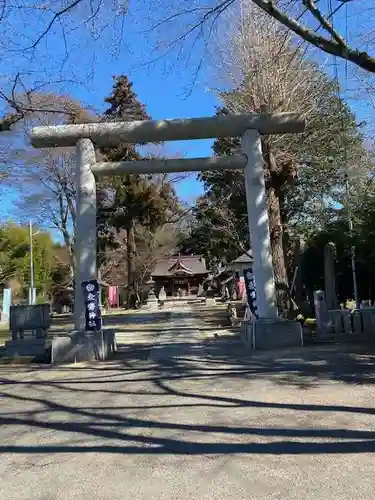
31;112;305;347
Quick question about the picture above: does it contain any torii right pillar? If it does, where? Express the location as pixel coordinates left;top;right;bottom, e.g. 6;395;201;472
241;130;303;350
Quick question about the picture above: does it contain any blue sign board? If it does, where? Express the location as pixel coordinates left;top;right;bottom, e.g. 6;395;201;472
243;267;258;318
81;279;102;331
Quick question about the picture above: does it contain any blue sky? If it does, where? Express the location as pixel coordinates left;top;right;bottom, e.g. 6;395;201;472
0;3;223;218
0;69;216;219
0;0;374;223
71;68;219;202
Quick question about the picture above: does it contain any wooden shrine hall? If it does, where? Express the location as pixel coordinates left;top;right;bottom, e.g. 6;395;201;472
151;255;209;297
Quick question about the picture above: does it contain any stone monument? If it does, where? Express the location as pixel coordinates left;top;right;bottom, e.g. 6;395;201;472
5;303;50;358
1;288;11;324
158;286;167;305
314;290;330;338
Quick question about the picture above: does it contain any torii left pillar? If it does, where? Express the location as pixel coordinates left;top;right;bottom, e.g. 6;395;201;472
75;138;97;331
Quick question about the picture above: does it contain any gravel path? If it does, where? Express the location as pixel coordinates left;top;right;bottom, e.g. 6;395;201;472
1;305;375;499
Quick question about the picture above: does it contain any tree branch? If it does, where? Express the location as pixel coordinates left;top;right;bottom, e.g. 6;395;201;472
25;0;84;50
303;0;346;47
157;0;374;73
250;0;375;72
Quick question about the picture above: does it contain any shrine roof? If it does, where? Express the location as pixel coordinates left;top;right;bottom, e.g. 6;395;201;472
230;251;253;264
151;255;208;277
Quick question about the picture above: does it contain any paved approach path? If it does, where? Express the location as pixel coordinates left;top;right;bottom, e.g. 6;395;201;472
1;305;375;499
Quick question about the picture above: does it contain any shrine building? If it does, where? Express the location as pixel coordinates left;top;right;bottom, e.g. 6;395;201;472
151;255;209;297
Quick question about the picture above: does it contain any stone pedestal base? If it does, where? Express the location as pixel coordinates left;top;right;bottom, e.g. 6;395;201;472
5;338;46;357
205;297;216;306
145;289;159;310
51;329;116;363
146;297;159;310
241;318;303;350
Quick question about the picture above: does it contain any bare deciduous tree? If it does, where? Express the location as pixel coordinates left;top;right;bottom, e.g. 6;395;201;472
133;225;181;286
196;190;250;256
0;81;95;131
249;1;375;73
16;151;77;266
0;93;95;283
1;1;373;135
100;224;180;293
0;1;129;130
142;0;375;74
203;0;369;315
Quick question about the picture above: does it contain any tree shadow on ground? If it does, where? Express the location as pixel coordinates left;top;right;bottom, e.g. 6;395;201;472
199;336;375;387
1;374;375;456
3;333;375;389
111;331;375;388
49;311;171;331
2;311;375;456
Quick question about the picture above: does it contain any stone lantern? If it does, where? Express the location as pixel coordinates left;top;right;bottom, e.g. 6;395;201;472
146;277;158;310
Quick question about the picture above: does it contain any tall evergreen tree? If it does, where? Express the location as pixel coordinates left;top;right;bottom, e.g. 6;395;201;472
98;76;179;301
99;75;149;295
103;75;150;123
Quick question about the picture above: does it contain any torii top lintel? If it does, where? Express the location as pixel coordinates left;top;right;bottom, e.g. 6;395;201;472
31;112;305;149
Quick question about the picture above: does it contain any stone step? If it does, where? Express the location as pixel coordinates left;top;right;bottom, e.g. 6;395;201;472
116;335;150;345
6;346;47;357
5;339;47;357
0;356;35;365
5;338;46;347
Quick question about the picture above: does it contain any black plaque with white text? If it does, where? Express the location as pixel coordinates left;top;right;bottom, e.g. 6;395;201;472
81;279;102;331
244;267;258;318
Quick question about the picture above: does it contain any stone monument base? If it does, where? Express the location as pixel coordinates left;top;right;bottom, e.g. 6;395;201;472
241;318;303;350
5;338;46;357
146;297;159;310
51;329;116;363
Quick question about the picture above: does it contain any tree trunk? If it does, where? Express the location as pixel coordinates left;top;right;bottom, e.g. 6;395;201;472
126;220;137;307
262;139;290;318
58;190;75;286
280;200;292;283
267;184;290;317
292;238;304;307
66;239;75;282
